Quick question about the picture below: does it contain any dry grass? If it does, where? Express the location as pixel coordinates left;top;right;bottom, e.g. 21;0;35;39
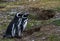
0;0;60;11
28;0;60;9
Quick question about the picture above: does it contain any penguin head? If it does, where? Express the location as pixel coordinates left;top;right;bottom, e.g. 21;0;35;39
16;11;29;18
16;11;23;18
23;11;29;18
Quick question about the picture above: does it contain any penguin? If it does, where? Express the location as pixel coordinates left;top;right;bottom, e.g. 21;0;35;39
3;11;29;38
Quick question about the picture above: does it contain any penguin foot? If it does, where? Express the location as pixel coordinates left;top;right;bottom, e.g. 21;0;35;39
3;35;12;38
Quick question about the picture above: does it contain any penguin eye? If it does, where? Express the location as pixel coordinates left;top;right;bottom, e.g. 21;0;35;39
18;14;23;17
18;14;22;16
23;14;28;17
23;15;27;17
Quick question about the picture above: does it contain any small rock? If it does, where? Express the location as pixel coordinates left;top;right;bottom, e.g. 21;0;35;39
32;40;34;41
42;37;46;40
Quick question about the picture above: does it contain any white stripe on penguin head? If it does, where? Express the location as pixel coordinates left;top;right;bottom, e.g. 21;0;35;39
16;11;23;17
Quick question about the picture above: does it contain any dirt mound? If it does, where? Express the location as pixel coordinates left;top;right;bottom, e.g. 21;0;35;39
29;7;56;20
0;24;60;41
0;6;5;9
17;24;59;41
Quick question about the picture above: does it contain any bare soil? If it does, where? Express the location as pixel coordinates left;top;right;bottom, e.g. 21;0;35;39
0;24;60;41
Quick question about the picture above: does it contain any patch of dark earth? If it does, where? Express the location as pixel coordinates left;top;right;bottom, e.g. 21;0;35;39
0;24;60;41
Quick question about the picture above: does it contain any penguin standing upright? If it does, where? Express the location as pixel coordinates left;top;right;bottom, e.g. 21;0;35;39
3;11;29;38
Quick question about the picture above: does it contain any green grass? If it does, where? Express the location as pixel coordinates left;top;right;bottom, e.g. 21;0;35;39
0;38;15;41
52;19;60;26
27;20;41;29
0;23;9;31
55;7;60;11
0;39;14;41
26;19;54;29
0;2;8;6
48;34;60;41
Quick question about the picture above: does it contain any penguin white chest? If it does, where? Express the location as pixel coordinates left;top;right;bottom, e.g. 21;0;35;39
23;20;28;30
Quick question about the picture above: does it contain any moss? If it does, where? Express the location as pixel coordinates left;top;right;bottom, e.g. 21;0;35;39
48;34;60;41
52;20;60;26
0;38;15;41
